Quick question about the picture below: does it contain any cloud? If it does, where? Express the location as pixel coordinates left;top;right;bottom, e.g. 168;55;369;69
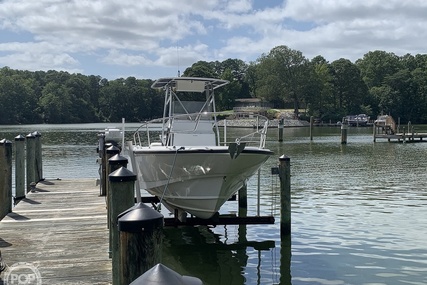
0;0;426;78
280;0;427;60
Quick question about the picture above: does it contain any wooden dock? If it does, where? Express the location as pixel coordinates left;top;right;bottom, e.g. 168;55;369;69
374;132;427;142
0;179;111;285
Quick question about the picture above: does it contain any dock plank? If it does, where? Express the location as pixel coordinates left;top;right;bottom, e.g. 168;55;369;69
0;179;111;285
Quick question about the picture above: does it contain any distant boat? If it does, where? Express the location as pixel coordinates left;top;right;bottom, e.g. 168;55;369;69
127;77;273;219
345;114;370;126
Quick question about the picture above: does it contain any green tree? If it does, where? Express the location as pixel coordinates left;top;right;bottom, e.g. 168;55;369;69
255;45;310;115
65;74;98;122
306;56;335;120
39;82;72;123
330;59;368;118
356;50;401;89
183;61;215;78
0;68;40;124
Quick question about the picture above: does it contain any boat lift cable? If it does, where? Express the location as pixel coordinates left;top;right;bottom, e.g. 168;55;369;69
158;146;184;210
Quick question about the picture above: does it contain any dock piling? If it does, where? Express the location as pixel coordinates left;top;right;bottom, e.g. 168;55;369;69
25;133;36;193
97;133;106;196
280;233;292;284
310;116;314;141
118;203;163;284
107;154;128;245
373;123;377;142
104;145;120;198
0;139;12;220
278;118;284;142
14;135;26;200
341;122;348;144
33;131;43;182
238;183;247;209
109;167;137;285
0;249;5;273
279;155;291;237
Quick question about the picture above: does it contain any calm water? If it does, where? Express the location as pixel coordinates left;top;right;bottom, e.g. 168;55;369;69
1;123;427;285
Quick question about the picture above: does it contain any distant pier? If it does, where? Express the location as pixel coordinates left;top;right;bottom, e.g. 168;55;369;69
373;132;427;142
373;116;427;142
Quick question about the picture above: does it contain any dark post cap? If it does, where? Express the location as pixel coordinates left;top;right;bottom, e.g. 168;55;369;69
32;131;41;137
0;139;12;145
14;134;25;141
109;167;136;182
106;145;120;154
279;155;290;161
129;263;202;285
26;133;36;139
108;154;128;165
118;203;163;232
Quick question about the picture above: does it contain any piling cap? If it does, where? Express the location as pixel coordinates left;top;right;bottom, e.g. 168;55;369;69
106;145;120;154
32;131;41;137
109;167;136;182
14;134;25;141
118;202;163;232
108;154;128;165
26;133;35;139
279;155;290;161
0;139;12;145
129;263;202;285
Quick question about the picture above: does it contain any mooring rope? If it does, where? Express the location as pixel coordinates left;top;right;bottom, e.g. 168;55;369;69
158;146;184;210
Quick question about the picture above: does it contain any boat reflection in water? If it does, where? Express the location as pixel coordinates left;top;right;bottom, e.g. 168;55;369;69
161;224;289;285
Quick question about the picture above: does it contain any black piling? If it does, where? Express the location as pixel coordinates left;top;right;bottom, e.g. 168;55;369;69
109;167;136;285
279;155;291;237
107;154;128;249
104;145;120;198
14;135;26;200
341;122;348;144
278;118;284;142
25;133;36;193
97;133;106;196
238;183;247;209
118;203;164;284
33;131;43;182
280;233;292;284
309;116;314;141
0;249;5;273
0;139;12;220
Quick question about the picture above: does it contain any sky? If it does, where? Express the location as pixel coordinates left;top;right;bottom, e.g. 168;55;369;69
0;0;426;80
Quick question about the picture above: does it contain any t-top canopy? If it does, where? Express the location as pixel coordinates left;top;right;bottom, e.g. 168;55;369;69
151;77;229;92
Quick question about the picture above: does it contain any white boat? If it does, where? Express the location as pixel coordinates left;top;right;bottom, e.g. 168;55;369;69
128;77;273;219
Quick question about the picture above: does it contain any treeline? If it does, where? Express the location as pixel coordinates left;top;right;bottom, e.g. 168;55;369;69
0;68;163;124
1;46;427;124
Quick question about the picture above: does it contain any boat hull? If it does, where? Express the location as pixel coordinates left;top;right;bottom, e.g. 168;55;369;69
132;146;272;219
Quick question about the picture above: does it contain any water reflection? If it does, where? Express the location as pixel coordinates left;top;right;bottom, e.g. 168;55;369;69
161;225;283;285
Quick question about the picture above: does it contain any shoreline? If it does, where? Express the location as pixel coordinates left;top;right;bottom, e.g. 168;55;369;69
218;118;310;128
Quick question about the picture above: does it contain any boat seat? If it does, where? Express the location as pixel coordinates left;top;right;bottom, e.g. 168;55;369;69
173;133;216;146
171;120;216;146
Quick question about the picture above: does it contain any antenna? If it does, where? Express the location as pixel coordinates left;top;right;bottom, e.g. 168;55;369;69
177;46;180;77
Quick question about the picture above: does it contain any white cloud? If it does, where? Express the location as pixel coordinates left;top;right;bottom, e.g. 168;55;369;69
102;50;152;66
0;0;426;78
225;0;253;13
